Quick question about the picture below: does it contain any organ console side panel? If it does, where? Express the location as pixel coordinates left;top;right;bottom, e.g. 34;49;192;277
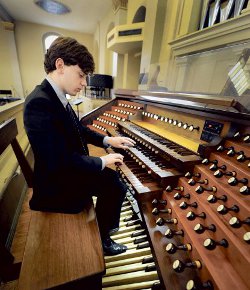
80;89;250;290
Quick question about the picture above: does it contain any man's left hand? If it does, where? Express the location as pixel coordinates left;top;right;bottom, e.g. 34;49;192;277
107;136;136;149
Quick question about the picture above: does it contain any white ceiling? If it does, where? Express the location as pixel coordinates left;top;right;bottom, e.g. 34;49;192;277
0;0;113;33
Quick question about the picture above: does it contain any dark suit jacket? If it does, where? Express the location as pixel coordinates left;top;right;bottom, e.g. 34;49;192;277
24;79;106;213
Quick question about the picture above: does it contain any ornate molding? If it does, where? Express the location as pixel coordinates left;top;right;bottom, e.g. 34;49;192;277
112;0;128;13
170;12;250;57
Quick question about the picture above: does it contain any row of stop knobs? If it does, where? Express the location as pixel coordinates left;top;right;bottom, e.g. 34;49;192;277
163;184;250;243
142;111;200;132
118;102;142;110
152;191;250;290
152;193;250;289
152;198;239;249
190;159;250;195
215;144;250;165
151;198;215;289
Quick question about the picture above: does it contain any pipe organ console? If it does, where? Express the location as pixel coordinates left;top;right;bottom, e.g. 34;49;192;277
81;89;250;290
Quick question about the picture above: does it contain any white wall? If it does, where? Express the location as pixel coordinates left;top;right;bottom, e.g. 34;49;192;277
0;22;23;97
15;21;94;97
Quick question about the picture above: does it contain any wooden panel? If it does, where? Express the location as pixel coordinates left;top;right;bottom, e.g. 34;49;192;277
0;118;17;155
17;204;105;290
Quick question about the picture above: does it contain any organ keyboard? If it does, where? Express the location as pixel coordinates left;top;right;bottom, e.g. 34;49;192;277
81;89;250;290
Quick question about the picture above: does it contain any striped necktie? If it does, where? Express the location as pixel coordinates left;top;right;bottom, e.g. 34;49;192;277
66;103;89;155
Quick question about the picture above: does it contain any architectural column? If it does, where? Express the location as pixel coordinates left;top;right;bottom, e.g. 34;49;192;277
115;54;124;89
122;52;140;89
110;0;128;90
177;0;203;37
139;0;166;89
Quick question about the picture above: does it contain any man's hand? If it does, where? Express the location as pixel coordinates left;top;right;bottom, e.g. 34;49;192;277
106;137;135;149
101;153;124;166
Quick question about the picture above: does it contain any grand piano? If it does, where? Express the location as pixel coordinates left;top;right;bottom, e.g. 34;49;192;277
81;87;250;290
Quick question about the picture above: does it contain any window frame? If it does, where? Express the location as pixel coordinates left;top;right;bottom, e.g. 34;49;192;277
42;32;61;53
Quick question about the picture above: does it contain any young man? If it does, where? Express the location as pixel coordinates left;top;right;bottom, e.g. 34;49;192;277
24;36;135;255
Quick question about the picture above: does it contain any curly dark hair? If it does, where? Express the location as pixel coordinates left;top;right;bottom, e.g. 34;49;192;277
44;36;95;75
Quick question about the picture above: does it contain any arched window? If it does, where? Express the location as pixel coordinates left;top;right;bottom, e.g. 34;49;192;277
42;32;61;53
132;6;146;23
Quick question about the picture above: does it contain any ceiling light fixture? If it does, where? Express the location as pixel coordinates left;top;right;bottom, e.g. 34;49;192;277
34;0;71;15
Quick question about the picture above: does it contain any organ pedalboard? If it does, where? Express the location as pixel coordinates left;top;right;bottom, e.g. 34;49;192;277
81;91;250;290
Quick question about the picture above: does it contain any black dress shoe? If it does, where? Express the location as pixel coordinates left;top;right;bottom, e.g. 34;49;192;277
102;237;127;256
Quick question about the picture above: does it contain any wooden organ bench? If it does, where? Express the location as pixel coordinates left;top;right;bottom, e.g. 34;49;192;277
0;118;105;290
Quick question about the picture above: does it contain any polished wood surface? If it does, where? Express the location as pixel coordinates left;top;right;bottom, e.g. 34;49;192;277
17;202;105;290
79;93;249;290
157;137;250;289
1;146;107;290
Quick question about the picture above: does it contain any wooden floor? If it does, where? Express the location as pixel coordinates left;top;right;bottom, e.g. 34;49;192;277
0;144;107;290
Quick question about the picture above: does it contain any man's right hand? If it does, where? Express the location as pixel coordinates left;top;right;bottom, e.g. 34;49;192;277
101;153;124;167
